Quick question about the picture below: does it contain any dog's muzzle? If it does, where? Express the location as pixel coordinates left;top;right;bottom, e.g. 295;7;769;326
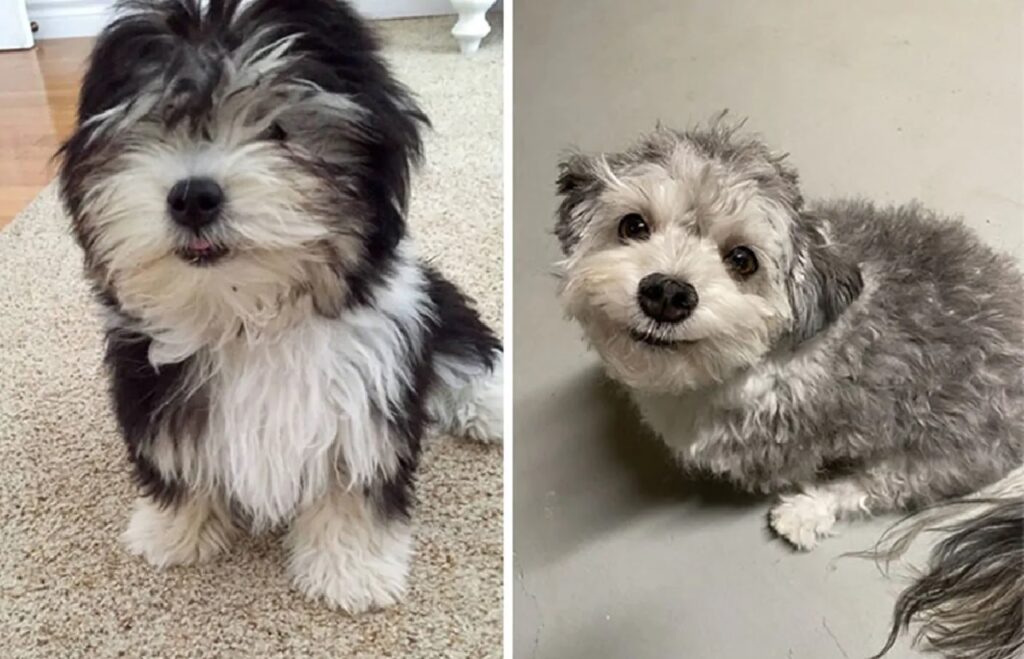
167;177;230;266
637;273;698;324
168;177;224;231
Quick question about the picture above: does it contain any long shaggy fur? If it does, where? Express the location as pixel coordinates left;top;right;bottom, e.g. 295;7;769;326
873;497;1024;659
59;0;501;613
555;116;1024;654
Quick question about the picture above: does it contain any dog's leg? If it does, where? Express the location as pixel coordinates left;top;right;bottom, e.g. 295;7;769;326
694;428;1009;549
768;455;1009;550
428;352;503;443
122;491;238;568
768;479;871;551
422;267;503;443
285;486;412;614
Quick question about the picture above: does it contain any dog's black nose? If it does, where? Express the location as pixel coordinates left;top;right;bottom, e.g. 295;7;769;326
167;177;224;229
637;273;698;323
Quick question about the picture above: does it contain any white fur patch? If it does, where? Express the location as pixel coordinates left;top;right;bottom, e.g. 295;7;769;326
769;481;871;550
85;136;364;363
769;492;839;551
122;494;238;568
285;488;411;613
428;352;504;443
630;345;832;461
146;253;433;528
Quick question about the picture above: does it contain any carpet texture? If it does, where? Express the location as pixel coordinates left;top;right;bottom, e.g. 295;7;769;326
0;17;502;658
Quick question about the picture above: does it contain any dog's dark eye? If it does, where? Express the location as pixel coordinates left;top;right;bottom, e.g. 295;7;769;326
618;213;650;242
725;246;759;277
264;122;287;141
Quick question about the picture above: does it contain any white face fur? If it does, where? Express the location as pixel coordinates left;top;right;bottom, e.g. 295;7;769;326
76;41;364;355
556;131;804;393
61;4;429;364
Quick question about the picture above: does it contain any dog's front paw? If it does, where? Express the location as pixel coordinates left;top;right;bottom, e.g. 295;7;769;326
287;540;410;613
286;490;413;613
769;492;837;551
122;495;236;568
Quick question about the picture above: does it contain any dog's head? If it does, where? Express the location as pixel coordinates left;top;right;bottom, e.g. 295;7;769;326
555;118;862;392
59;0;425;357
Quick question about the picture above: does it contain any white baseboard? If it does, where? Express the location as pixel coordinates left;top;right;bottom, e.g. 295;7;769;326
25;0;489;40
26;0;113;39
351;0;455;19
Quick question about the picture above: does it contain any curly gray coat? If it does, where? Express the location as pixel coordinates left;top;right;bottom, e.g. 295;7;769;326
555;119;1024;658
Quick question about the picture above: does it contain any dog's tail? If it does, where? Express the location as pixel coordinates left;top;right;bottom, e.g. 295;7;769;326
871;467;1024;659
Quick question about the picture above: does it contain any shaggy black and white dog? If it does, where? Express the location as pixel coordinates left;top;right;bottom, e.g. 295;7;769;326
555;119;1023;658
59;0;502;613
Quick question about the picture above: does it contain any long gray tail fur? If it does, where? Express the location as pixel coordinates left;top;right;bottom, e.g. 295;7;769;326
870;495;1024;659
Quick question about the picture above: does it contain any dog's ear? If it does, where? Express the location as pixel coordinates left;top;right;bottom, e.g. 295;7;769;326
556;152;598;197
787;216;863;344
555;152;602;255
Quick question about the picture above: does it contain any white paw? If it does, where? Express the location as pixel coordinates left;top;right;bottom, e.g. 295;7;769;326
769;492;838;551
287;539;410;613
122;496;236;568
286;495;413;614
449;399;503;443
430;355;503;443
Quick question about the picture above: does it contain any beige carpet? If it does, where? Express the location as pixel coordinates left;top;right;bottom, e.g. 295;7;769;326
0;17;502;658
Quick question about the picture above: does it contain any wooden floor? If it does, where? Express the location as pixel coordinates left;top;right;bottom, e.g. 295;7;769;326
0;38;92;231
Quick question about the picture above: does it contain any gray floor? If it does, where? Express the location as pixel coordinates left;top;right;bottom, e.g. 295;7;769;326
512;1;1024;658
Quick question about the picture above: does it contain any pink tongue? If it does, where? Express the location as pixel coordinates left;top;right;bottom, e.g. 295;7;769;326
188;238;213;251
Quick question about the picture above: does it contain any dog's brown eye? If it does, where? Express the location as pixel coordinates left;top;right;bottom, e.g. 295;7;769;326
618;213;650;242
265;122;287;141
726;246;759;276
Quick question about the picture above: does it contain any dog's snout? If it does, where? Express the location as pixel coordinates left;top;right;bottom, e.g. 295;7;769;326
167;177;224;229
638;274;698;323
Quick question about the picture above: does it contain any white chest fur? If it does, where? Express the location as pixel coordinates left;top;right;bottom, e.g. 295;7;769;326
631;272;873;461
147;261;432;527
630;340;833;460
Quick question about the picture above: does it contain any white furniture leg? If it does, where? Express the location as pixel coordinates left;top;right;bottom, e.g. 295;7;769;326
450;0;496;55
0;0;34;50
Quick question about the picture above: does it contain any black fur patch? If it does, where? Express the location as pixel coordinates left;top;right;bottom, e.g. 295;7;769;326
424;266;502;371
105;326;205;507
369;357;431;522
367;266;501;522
